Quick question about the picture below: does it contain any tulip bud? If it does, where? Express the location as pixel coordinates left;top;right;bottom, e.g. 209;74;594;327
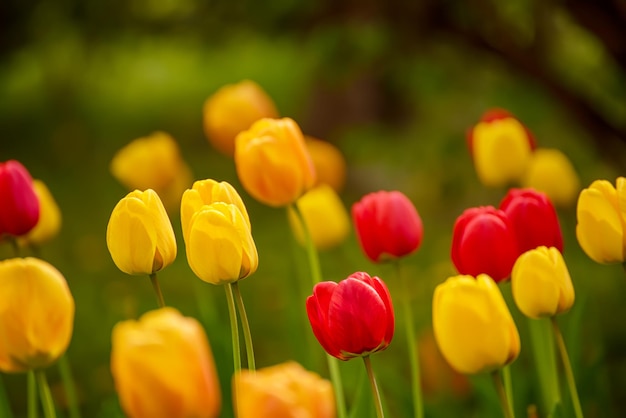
499;188;563;254
106;189;177;275
451;206;519;282
234;361;335;418
18;179;62;247
521;148;580;208
466;109;534;187
511;246;575;319
0;160;40;236
203;80;279;156
287;184;350;250
305;136;347;192
352;190;423;263
0;257;74;372
185;202;258;285
111;307;221;418
576;177;626;264
432;274;520;374
235;117;316;207
306;272;394;361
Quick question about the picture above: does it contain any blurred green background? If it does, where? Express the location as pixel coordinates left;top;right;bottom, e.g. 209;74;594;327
1;0;625;417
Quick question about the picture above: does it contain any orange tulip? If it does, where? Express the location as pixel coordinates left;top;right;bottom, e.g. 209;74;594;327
305;136;347;192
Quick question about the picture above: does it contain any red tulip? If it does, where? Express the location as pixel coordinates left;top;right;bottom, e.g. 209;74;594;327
451;206;519;282
0;160;40;236
306;272;395;361
499;188;563;253
352;190;423;263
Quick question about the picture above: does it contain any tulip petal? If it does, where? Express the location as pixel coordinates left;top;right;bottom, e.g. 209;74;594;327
306;282;341;359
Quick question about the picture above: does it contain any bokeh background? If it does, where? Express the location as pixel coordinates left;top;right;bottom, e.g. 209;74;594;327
1;0;625;417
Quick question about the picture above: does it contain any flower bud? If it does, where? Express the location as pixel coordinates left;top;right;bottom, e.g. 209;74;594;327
18;179;62;247
305;136;347;192
0;160;40;236
521;148;580;208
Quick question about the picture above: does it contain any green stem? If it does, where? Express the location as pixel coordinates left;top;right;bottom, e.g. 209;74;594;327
394;262;423;418
502;364;515;416
149;273;166;308
492;370;515;418
291;202;347;418
58;354;81;418
551;318;584;418
0;375;13;418
9;236;20;257
224;284;241;374
363;356;385;418
28;371;38;418
231;282;255;372
35;370;56;418
527;318;560;416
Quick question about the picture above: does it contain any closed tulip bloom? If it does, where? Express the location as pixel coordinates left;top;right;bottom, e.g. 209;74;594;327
111;307;221;418
576;177;626;264
433;274;520;374
512;246;575;319
467;109;534;187
203;80;279;156
451;206;519;282
522;148;580;208
305;136;347;192
499;188;563;253
288;184;350;250
352;190;424;263
19;180;62;247
0;257;74;372
235;117;316;207
185;202;258;285
306;272;394;361
234;361;335;418
0;160;40;236
106;189;177;275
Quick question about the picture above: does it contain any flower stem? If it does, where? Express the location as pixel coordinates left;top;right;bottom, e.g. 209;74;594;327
363;356;385;418
149;273;166;308
35;370;56;418
502;364;515;415
492;370;515;418
551;318;583;418
28;371;38;418
393;262;423;418
231;282;255;372
58;354;81;418
225;284;241;374
527;318;560;415
291;202;347;418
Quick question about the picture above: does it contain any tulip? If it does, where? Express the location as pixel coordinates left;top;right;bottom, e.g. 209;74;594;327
511;246;575;319
305;136;347;192
110;132;193;212
432;274;520;374
576;177;626;264
451;206;519;282
234;361;335;418
522;148;580;208
18;179;62;247
0;257;74;372
235;117;316;207
352;190;423;263
466;109;534;187
111;307;221;418
306;272;394;361
287;184;350;250
0;160;40;236
499;188;563;254
106;189;177;275
185;202;258;285
203;80;279;156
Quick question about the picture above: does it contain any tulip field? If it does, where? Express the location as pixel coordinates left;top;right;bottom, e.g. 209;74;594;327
1;4;626;418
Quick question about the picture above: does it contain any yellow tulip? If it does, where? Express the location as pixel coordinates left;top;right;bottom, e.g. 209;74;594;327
287;184;350;250
180;179;250;244
0;257;74;372
18;179;62;247
234;361;335;418
185;202;258;285
576;177;626;264
511;246;575;319
111;307;221;418
305;136;347;192
432;274;520;374
471;118;533;187
106;189;177;275
203;80;279;156
235;117;316;207
522;148;580;208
